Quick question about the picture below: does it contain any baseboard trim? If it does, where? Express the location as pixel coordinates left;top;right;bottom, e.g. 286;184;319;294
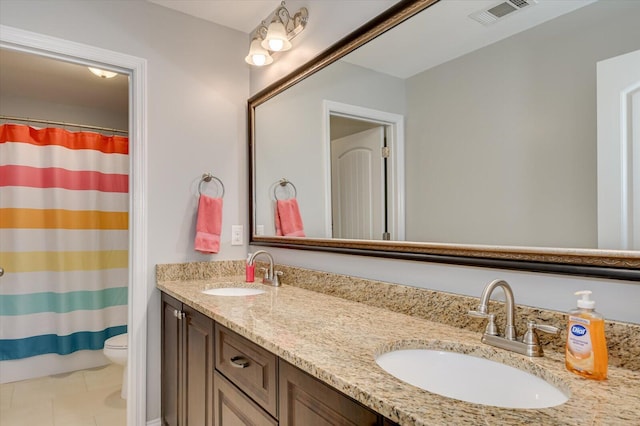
146;418;161;426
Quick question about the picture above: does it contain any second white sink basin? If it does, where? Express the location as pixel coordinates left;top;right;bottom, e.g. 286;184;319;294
201;287;265;296
376;348;568;409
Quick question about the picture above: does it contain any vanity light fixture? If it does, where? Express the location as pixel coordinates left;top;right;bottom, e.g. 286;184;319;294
88;67;118;79
262;19;291;52
245;39;274;66
245;1;308;66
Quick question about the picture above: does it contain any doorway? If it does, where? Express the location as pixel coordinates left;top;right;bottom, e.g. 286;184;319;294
324;100;406;241
0;24;148;426
330;119;388;239
0;49;128;424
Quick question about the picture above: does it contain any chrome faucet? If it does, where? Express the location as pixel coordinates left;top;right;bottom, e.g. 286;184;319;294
468;279;558;357
470;279;517;340
247;250;282;286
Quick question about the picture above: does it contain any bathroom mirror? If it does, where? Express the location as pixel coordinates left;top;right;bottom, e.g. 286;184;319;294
249;0;640;280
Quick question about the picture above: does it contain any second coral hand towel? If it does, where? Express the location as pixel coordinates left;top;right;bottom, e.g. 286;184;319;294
195;194;222;253
275;198;305;237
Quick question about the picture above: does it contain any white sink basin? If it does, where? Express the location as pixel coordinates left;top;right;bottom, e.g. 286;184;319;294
201;287;265;296
376;349;568;409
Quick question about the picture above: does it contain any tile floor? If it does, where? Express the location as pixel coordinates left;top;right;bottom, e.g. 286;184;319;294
0;364;126;426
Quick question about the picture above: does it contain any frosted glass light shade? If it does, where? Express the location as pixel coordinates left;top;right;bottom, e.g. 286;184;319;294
245;39;273;66
88;67;118;79
261;21;291;52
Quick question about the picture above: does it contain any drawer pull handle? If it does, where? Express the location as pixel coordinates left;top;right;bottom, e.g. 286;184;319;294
230;356;250;368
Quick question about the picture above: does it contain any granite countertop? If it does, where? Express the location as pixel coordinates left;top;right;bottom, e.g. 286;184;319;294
157;276;640;425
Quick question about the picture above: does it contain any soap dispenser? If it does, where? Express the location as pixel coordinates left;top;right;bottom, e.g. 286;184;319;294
245;253;255;283
565;290;608;380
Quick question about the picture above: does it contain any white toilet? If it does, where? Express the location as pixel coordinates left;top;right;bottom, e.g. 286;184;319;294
103;333;128;399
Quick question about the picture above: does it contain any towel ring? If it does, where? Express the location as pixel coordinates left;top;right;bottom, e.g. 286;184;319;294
198;173;225;198
273;178;297;200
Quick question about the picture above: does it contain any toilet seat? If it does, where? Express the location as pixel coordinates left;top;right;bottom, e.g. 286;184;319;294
105;333;128;349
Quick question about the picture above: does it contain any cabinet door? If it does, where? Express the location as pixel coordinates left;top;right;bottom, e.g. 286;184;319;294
161;293;183;426
213;371;278;426
279;360;380;426
183;305;214;426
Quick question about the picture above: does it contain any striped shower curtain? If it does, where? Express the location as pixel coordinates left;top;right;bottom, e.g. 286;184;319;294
0;123;128;361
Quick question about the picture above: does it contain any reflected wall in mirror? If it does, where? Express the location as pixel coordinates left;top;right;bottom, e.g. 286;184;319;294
250;0;640;277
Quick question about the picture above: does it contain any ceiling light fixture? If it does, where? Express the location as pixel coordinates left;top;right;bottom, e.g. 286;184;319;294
88;67;118;79
245;1;308;66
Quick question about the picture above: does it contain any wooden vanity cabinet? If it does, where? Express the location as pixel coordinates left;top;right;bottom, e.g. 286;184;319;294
161;292;398;426
279;359;383;426
161;293;214;426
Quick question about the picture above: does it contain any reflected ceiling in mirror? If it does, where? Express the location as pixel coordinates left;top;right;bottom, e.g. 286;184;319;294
249;0;640;279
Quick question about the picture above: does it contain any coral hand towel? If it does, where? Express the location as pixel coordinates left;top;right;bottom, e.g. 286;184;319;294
275;198;305;237
195;195;222;253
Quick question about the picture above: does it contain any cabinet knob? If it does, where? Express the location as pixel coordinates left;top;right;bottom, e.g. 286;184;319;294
230;355;250;369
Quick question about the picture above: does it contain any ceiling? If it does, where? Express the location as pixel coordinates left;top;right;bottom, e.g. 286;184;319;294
146;0;282;33
343;0;596;78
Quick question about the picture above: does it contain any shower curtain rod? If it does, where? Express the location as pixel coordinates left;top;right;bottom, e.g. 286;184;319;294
0;114;128;135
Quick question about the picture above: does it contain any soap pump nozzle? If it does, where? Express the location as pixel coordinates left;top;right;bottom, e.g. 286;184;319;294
575;290;595;309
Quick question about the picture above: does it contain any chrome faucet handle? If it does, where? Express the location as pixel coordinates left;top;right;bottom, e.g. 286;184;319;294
485;314;499;336
468;309;490;318
272;270;283;287
528;320;559;335
522;320;559;345
258;267;270;280
468;310;499;336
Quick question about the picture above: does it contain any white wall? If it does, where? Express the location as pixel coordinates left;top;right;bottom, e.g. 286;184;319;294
0;0;249;421
250;3;640;324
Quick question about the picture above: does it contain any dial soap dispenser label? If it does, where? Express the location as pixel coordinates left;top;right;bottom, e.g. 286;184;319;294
568;316;593;360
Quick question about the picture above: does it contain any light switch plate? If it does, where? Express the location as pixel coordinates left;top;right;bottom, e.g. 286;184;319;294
231;225;243;245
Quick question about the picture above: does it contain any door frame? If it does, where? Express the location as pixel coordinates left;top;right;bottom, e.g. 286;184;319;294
0;25;148;426
323;100;405;240
597;49;640;250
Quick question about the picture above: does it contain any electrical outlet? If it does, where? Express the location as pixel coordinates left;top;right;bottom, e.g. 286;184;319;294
256;225;265;236
231;225;243;245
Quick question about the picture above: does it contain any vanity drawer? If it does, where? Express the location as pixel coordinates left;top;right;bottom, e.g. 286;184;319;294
213;371;277;426
214;323;278;418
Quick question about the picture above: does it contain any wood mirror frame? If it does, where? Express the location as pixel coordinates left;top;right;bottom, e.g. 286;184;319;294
248;0;640;281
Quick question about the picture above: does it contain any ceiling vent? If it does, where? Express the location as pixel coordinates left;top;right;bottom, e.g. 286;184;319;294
469;0;538;26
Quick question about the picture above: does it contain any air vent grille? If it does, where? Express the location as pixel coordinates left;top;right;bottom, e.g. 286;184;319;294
469;0;537;26
487;2;517;18
510;0;532;8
